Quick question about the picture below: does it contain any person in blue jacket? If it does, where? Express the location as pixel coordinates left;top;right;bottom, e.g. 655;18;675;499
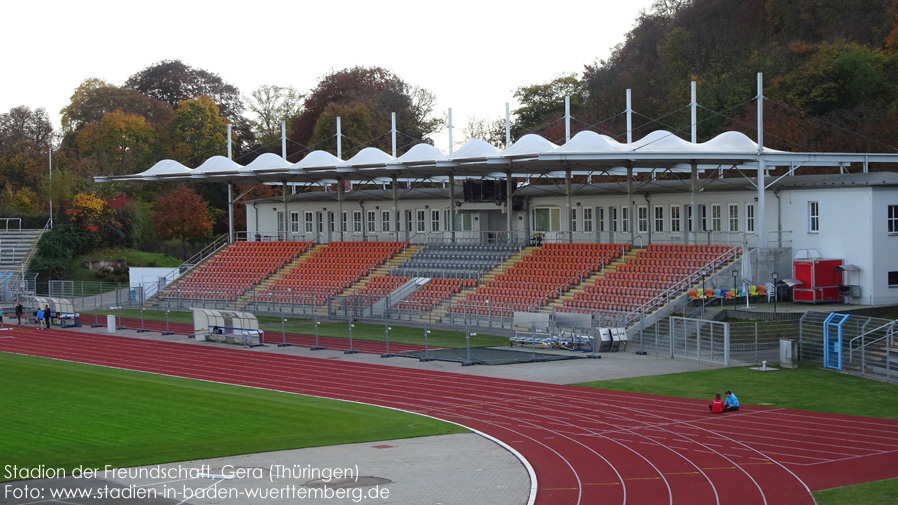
723;390;740;412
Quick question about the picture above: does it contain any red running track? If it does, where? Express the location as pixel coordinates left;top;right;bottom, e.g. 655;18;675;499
3;327;898;505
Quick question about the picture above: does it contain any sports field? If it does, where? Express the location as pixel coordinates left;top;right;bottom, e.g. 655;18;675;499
2;324;898;504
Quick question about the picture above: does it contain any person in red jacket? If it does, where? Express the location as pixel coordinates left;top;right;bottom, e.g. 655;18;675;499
709;393;724;413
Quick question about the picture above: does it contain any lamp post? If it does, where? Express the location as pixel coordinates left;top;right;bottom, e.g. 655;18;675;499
345;320;358;354
701;267;709;315
772;271;779;314
732;269;739;307
311;319;323;350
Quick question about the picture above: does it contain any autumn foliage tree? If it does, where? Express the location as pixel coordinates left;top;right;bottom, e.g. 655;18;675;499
64;191;135;246
152;186;213;259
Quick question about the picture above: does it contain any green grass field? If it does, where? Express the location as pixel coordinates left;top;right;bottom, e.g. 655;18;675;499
0;352;466;479
98;308;509;348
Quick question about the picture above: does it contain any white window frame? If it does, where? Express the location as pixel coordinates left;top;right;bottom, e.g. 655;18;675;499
620;206;629;233
809;201;819;233
597;207;605;233
352;210;363;233
570;208;577;232
382;211;391;232
728;203;739;232
416;209;427;232
889;205;898;234
276;211;285;233
367;211;376;232
711;204;722;232
746;203;755;233
533;207;561;232
653;205;664;233
610;207;618;232
431;209;441;232
637;205;648;233
670;205;681;233
583;207;593;232
292;211;301;233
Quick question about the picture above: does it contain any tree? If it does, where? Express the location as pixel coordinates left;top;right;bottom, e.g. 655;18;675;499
246;84;304;147
0;106;55;207
63;191;135;246
288;66;442;159
152;186;213;259
123;60;244;122
74;111;157;175
511;73;587;140
309;103;373;158
463;115;507;148
166;96;228;166
60;78;173;135
0;105;54;152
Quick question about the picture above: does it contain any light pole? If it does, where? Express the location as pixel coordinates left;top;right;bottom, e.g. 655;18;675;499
772;271;778;314
381;323;393;358
732;269;739;307
278;318;291;347
345;320;358;354
701;267;709;315
311;319;324;350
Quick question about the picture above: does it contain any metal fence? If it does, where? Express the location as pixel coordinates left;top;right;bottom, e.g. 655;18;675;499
799;311;898;383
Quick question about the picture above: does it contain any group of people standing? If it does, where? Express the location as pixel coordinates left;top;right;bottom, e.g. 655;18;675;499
709;390;740;413
0;302;52;329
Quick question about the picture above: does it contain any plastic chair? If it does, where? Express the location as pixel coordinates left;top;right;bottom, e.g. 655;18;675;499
765;282;776;302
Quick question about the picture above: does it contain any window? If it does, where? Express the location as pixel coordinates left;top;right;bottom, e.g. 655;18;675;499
342;211;348;232
583;207;593;232
728;204;739;232
700;204;707;231
670;205;681;232
686;205;693;232
711;204;722;232
890;271;898;287
534;208;561;231
809;201;819;233
292;212;301;233
610;207;618;232
367;211;376;232
276;211;285;233
454;211;473;231
621;206;629;232
597;207;605;233
329;212;335;232
888;205;897;233
382;211;391;232
570;208;577;232
431;209;441;232
317;212;324;233
416;210;426;232
746;203;755;233
637;205;648;233
654;205;664;232
352;210;363;232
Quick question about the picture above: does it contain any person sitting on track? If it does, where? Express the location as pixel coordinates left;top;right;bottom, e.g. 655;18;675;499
709;393;724;414
723;390;740;412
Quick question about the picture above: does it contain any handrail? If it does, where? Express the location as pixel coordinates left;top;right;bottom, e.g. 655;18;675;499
622;244;742;326
0;218;22;232
19;220;51;284
849;320;897;355
163;234;231;286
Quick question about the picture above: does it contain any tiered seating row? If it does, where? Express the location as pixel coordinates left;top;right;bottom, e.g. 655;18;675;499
160;241;312;300
560;244;739;315
452;243;628;317
396;278;477;312
392;243;519;279
342;275;411;307
264;241;407;304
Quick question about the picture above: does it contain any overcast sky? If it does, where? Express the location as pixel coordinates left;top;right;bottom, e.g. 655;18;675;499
3;0;655;150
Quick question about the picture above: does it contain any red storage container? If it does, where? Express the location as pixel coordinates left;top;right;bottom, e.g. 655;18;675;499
792;258;843;303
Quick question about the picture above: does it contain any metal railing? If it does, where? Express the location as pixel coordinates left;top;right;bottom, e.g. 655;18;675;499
0;218;22;232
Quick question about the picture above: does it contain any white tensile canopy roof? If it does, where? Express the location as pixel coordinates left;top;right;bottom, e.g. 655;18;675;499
95;129;898;185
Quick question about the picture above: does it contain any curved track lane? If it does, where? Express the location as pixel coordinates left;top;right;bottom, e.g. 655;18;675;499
4;328;898;505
